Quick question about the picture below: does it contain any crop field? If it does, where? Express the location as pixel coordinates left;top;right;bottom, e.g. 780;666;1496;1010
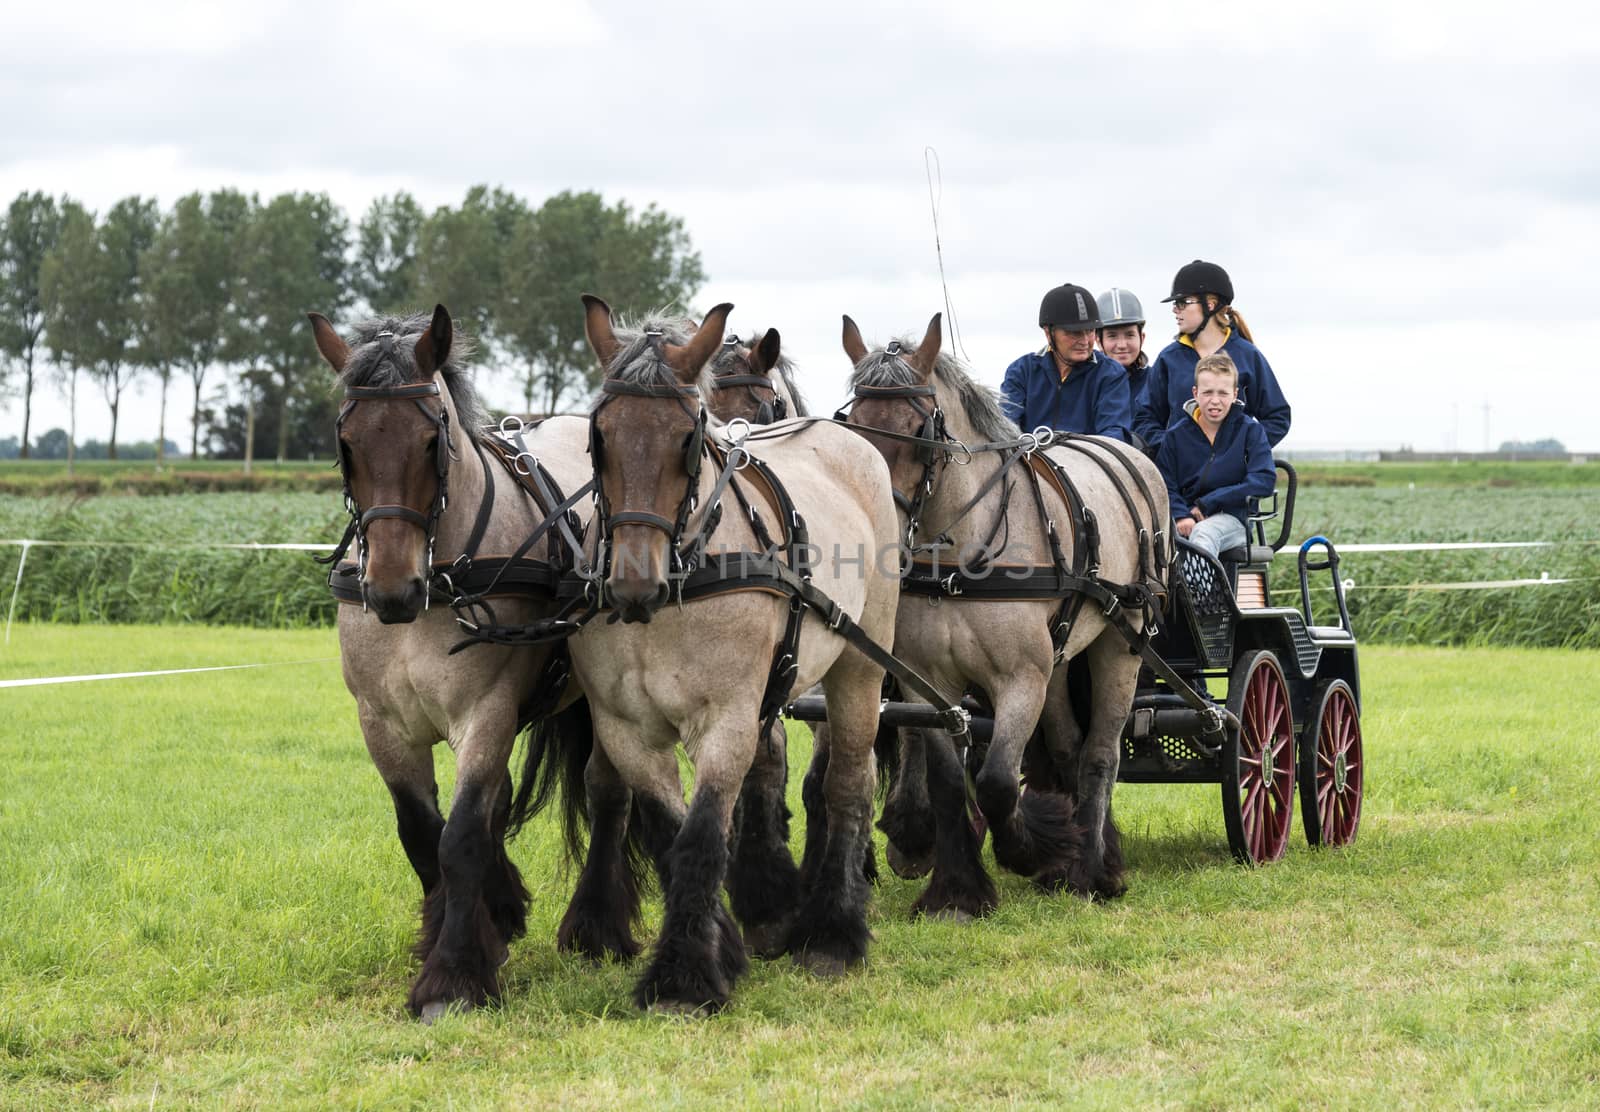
1;462;1596;644
2;625;1598;1107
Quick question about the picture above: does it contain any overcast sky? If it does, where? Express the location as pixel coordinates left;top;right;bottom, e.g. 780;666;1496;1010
4;0;1596;452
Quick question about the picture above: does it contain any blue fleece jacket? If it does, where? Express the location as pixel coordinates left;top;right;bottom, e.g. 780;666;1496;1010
1134;332;1290;453
1126;353;1150;416
999;349;1131;442
1155;400;1277;525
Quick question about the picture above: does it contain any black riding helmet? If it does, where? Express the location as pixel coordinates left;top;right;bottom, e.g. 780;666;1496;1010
1038;283;1100;331
1163;260;1233;339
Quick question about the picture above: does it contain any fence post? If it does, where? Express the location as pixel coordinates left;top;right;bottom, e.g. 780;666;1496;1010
6;540;33;645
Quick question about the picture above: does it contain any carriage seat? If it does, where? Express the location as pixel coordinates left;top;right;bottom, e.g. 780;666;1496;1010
1219;544;1275;566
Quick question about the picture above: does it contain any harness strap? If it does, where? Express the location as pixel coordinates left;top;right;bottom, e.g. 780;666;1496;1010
912;442;1030;561
359;504;431;531
486;427;593;576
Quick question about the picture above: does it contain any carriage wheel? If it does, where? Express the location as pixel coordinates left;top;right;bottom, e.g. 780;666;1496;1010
1299;679;1363;847
1221;650;1295;864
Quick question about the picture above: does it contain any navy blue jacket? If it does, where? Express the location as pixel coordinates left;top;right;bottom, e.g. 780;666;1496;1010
1155;401;1277;525
1135;332;1290;453
1126;353;1150;418
1000;350;1131;442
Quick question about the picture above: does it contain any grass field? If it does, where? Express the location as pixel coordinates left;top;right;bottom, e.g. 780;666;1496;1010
3;625;1599;1108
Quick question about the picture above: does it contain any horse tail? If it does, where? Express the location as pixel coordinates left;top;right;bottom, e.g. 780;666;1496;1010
507;696;594;866
872;717;899;803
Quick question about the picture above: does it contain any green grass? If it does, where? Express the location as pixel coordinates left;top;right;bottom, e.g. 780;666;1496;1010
1290;458;1599;489
3;625;1598;1107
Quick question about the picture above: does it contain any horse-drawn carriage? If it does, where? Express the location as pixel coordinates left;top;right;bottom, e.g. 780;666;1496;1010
787;458;1365;867
310;301;1364;1020
1107;463;1362;864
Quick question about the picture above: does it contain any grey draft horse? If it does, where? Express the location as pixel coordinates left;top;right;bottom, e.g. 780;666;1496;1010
309;307;632;1020
569;296;900;1012
841;313;1170;914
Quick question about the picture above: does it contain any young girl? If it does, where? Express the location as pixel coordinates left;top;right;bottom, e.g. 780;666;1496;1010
1134;260;1291;455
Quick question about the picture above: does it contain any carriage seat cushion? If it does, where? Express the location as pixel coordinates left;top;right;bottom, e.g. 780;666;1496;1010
1219;544;1275;565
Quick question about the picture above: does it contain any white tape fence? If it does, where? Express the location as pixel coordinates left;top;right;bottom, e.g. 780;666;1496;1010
0;536;1596;642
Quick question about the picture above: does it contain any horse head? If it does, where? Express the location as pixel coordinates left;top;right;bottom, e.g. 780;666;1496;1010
840;313;949;533
583;294;734;623
707;328;787;425
311;304;458;624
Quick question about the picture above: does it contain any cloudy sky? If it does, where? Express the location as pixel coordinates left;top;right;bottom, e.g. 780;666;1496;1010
4;0;1596;452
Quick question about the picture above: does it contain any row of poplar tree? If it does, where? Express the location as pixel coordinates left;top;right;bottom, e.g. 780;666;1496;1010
0;188;705;463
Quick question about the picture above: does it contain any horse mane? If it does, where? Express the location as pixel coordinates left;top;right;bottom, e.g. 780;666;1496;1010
708;330;811;418
594;309;717;399
337;311;488;438
849;340;1017;443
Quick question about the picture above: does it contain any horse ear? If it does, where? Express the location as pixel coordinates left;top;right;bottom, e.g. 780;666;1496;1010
842;315;867;366
663;302;733;382
413;304;453;379
752;328;781;374
308;313;349;373
910;312;944;379
582;293;624;371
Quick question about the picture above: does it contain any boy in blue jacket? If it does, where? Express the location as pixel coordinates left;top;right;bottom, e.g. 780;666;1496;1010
1156;353;1278;559
1000;282;1132;442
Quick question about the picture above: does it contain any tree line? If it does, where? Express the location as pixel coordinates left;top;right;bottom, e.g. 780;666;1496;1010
0;188;705;467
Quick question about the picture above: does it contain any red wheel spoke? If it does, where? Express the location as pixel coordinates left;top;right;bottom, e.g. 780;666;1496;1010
1272;772;1293;810
1243;778;1264;815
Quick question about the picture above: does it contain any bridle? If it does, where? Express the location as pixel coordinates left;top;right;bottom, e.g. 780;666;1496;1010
321;331;456;603
710;334;788;425
833;342;961;548
587;335;725;601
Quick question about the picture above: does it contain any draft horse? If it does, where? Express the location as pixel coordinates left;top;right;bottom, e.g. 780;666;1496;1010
309;306;612;1020
569;296;900;1011
707;326;808;426
840;313;1170;913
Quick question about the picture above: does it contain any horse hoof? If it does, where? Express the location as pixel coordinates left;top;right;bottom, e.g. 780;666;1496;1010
925;908;975;925
885;842;933;880
793;950;850;978
418;999;474;1025
743;922;790;960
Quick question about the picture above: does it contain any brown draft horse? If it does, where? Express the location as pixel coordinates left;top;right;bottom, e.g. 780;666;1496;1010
840;313;1169;913
309;307;624;1020
569;297;900;1012
708;327;807;426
